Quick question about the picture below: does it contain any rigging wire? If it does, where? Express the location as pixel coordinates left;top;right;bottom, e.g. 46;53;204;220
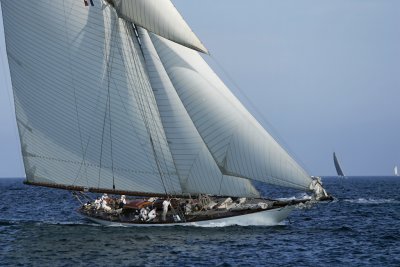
129;24;188;220
128;23;178;197
126;25;169;195
62;0;89;187
105;10;117;190
207;55;312;175
97;90;109;188
108;69;116;190
98;10;118;189
104;10;166;192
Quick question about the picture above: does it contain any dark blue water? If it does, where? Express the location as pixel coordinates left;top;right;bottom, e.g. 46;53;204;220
0;177;399;266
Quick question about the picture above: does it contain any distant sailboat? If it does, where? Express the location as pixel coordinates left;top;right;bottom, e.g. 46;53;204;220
1;0;332;226
333;152;345;177
395;166;399;176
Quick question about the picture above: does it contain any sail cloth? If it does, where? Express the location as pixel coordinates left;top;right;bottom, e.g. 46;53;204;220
138;27;259;197
2;0;312;196
1;0;256;198
110;0;208;54
2;1;182;195
333;152;345;176
150;34;313;191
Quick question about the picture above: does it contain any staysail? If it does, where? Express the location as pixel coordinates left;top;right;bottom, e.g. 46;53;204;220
111;0;208;54
149;34;313;191
333;152;345;177
138;27;259;197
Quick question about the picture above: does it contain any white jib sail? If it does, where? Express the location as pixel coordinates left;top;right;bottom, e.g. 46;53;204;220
150;34;313;191
138;27;259;197
111;0;208;54
2;1;181;195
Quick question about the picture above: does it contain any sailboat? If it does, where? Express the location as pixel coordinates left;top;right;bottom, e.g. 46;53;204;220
333;152;345;177
1;0;331;226
395;166;399;176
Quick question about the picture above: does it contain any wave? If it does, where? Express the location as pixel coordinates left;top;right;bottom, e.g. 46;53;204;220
0;218;98;227
343;198;400;204
37;221;101;227
276;193;312;201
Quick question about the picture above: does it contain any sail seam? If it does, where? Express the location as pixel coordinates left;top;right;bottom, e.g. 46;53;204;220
61;0;89;188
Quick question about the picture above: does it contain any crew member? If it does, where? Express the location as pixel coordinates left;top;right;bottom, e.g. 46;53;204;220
147;208;157;222
162;199;170;221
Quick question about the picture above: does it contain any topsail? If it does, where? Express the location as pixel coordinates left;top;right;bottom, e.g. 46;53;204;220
111;0;208;54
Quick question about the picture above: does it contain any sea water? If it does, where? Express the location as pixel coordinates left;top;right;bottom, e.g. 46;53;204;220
0;177;399;266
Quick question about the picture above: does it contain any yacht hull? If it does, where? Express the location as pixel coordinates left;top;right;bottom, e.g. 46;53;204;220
80;205;295;227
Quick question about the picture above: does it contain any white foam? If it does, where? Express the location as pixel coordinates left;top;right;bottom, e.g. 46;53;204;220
277;193;311;202
344;198;399;204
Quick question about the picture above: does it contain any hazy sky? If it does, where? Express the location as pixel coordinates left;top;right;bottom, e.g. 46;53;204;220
0;0;399;178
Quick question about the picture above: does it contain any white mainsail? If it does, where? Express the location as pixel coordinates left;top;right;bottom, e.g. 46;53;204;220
111;0;208;54
395;166;398;176
1;1;181;195
1;0;315;198
149;34;312;191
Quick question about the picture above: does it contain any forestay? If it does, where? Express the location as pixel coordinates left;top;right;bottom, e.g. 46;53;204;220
111;0;208;54
150;34;313;191
2;1;181;195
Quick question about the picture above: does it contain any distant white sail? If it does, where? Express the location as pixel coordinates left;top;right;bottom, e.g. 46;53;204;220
150;34;312;191
111;0;208;54
395;166;398;176
333;152;345;176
